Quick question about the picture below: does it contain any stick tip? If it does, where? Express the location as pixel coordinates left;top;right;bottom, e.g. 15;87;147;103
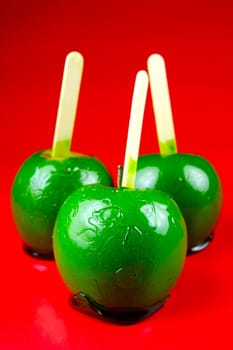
66;51;84;65
136;70;149;84
147;53;165;69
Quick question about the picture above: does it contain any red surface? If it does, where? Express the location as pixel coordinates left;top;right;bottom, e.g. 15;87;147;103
1;1;233;349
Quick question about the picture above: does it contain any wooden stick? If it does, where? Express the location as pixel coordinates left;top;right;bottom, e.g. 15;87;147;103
121;71;149;188
147;54;177;156
51;52;84;158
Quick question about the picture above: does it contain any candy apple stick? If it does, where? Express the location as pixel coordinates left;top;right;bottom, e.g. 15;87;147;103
51;52;84;158
147;54;177;156
121;71;149;188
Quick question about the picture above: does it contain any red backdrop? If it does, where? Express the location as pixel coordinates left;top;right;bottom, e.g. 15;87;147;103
1;1;232;349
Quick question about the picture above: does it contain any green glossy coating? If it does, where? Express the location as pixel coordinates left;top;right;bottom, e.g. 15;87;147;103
53;184;187;310
136;153;223;250
124;156;137;188
11;150;113;255
159;138;177;156
53;139;71;158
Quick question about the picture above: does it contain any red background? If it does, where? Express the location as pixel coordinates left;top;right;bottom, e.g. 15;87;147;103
1;1;233;349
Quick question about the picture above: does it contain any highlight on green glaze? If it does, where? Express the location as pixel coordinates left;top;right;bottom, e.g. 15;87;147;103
135;153;223;250
53;184;187;311
11;149;113;255
159;138;177;156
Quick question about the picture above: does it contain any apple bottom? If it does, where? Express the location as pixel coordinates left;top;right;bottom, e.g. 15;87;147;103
70;292;168;325
187;232;214;255
23;243;55;260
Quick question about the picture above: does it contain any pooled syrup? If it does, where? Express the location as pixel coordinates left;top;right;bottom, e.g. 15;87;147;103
70;292;168;325
188;232;213;255
23;244;54;261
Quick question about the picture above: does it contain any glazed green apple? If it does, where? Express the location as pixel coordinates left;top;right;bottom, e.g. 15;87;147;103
11;150;113;257
53;184;187;323
135;153;222;252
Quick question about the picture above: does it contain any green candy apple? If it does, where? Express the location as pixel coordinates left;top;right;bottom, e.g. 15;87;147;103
136;153;222;252
53;184;187;323
11;150;113;258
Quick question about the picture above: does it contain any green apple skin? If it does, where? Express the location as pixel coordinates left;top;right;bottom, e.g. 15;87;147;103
11;150;113;256
135;154;223;251
53;184;187;313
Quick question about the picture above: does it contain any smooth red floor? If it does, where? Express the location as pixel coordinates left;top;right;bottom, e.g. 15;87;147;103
1;1;233;348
